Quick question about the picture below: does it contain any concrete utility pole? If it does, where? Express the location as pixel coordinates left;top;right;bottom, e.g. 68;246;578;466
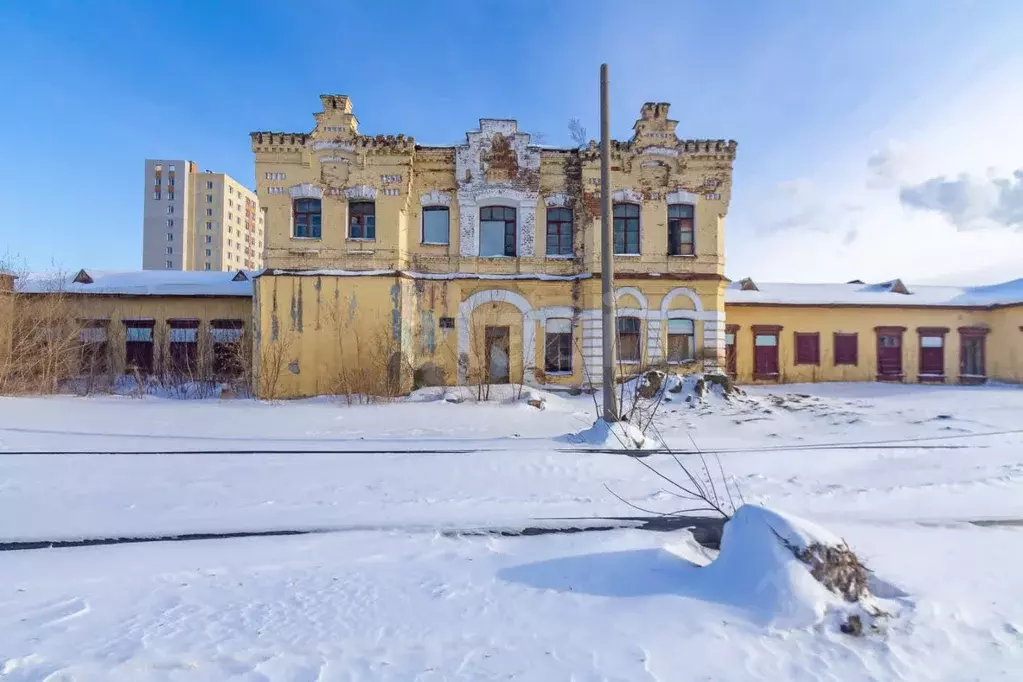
599;63;618;422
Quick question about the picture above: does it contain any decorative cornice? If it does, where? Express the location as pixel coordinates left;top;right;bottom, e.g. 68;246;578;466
289;184;323;199
666;189;700;204
612;188;643;203
544;193;571;208
420;190;452;207
344;185;377;201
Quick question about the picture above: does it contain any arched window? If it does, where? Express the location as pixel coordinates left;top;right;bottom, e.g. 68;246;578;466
480;206;516;257
293;198;321;238
613;203;640;254
546;207;573;256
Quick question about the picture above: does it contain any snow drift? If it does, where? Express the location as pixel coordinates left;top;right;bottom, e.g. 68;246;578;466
690;505;901;632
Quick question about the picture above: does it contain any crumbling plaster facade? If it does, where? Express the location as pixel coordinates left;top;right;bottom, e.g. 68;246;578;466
250;94;738;397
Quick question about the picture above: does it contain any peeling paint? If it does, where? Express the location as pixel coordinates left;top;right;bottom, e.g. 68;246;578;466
390;283;401;341
271;281;280;341
288;359;300;375
347;293;357;322
420;310;436;354
314;276;322;331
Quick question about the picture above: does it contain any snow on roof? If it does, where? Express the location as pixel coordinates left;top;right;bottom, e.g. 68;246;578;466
19;269;255;297
726;277;1023;308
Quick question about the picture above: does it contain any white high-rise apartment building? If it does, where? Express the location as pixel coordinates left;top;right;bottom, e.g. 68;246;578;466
142;159;264;271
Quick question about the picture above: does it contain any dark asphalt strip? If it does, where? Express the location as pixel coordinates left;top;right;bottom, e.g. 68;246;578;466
0;517;727;553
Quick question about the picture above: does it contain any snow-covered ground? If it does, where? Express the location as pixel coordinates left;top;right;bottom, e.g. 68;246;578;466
2;383;1023;680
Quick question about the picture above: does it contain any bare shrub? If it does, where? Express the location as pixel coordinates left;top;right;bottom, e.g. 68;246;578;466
256;333;293;401
0;269;84;395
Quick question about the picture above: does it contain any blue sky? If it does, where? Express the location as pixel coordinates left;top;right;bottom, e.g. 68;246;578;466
2;0;1022;282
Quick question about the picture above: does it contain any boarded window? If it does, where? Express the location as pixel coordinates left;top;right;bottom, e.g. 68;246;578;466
349;201;376;239
613;203;640;254
616;316;642;363
666;318;695;363
422;207;449;244
794;332;820;365
667;204;694;256
544;318;573;373
546;207;573;256
480;206;516;257
834;333;858;365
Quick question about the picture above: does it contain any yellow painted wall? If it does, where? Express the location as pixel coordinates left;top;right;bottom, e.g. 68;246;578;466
11;293;252;377
724;304;1023;384
988;304;1023;382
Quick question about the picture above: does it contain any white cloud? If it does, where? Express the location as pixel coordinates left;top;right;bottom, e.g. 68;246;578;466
727;57;1023;285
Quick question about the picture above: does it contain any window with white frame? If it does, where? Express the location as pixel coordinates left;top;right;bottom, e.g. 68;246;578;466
205;248;212;257
480;206;516;256
166;219;173;227
167;205;174;215
422;206;449;244
166;232;173;241
206;181;213;190
666;318;696;362
205;235;212;244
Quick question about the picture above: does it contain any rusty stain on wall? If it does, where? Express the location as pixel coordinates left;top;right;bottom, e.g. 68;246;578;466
290;279;303;332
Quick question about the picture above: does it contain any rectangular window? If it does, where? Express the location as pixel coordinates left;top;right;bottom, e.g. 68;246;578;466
422;207;449;244
204;263;211;271
546;207;573;256
167;205;174;215
166;219;173;227
479;206;516;256
165;260;172;269
153;191;161;200
168;320;199;375
544;318;573;373
166;232;173;241
205;235;212;243
167;191;174;201
613;203;640;254
228;212;233;220
206;221;212;230
206;194;213;203
168;176;175;187
155;176;162;186
833;333;858;365
165;246;173;255
794;332;820;365
616;316;642;363
205;248;212;257
294;198;322;238
79;321;108;374
349;201;376;239
125;321;155;374
667;318;696;363
668;204;695;256
206;181;213;190
206;208;213;217
211;320;244;377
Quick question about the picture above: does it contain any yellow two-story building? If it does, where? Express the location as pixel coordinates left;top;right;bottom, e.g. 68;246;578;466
250;95;738;397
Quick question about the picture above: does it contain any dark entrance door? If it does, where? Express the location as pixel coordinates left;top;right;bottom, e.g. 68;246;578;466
484;326;510;384
124;320;155;375
918;330;946;380
725;327;737;378
753;332;779;380
876;328;904;380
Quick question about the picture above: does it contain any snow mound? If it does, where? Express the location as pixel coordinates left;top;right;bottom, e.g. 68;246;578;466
701;505;900;631
568;418;663;450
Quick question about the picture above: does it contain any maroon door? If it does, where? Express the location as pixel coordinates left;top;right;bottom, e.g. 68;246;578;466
876;329;903;380
753;332;779;379
918;332;945;380
725;331;737;378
